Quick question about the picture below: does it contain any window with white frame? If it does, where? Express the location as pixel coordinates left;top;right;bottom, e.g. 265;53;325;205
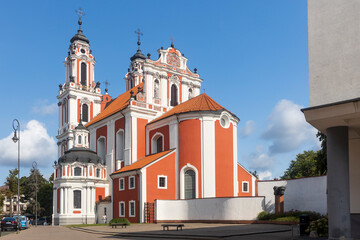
129;200;135;217
158;175;167;189
96;168;101;178
119;178;125;191
129;176;135;189
119;201;125;217
242;181;249;193
74;167;81;176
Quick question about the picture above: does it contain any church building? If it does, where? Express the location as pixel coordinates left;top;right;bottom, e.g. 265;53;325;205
52;15;256;225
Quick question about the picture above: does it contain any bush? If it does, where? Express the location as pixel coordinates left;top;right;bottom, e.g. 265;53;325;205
306;215;328;237
108;218;130;226
257;210;323;222
257;211;270;220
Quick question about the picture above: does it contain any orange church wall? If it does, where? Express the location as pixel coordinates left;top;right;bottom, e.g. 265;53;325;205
77;99;81;123
237;164;253;196
215;120;234;197
90;102;93;120
137;118;148;160
149;125;170;153
179;119;202;198
146;151;176;203
113;175;140;223
96;187;105;201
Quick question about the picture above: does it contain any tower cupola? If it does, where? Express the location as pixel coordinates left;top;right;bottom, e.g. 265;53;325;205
72;120;89;148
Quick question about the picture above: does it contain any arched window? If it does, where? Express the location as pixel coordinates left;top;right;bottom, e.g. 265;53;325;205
73;190;81;209
63;100;67;123
81;62;87;86
170;84;178;106
152;134;163;154
97;137;106;163
184;170;196;199
129;79;133;89
82;104;88;122
74;167;81;176
116;131;124;160
78;135;82;144
154;79;160;98
188;88;193;99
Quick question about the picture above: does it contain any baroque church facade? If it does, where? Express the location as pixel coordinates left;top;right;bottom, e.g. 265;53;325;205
52;18;255;225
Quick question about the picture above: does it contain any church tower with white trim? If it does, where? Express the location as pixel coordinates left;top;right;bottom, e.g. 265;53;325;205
57;10;102;158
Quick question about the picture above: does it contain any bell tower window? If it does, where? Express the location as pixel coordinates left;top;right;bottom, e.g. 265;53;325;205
154;79;160;98
82;104;88;122
170;84;178;106
188;88;193;99
81;62;87;86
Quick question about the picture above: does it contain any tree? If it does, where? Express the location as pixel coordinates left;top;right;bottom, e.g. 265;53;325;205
4;169;19;217
315;132;327;175
281;151;318;179
249;170;259;179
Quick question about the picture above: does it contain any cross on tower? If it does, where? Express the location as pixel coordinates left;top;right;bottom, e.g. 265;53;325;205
103;80;110;89
135;28;143;49
170;35;175;48
75;8;85;20
75;8;85;30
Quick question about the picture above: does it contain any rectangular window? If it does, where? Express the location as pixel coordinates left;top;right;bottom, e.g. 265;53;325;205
242;181;249;193
74;167;82;176
119;178;124;191
74;190;82;208
158;175;167;189
129;176;135;189
96;169;100;178
104;207;107;216
129;201;135;217
119;202;125;217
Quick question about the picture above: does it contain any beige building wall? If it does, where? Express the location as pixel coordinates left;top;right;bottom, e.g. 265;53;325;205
308;0;360;107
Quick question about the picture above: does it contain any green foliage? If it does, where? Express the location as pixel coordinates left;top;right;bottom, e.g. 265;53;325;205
249;170;259;179
281;151;318;179
109;218;131;225
4;169;19;217
38;181;53;216
257;210;323;223
0;194;4;211
306;215;328;237
281;132;327;179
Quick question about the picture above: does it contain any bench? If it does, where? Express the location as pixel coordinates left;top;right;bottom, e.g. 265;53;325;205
161;224;184;231
110;223;127;229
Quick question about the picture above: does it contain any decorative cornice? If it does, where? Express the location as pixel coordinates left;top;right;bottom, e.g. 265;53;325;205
68;94;77;99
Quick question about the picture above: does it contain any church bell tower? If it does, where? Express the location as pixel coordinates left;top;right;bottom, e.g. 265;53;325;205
57;9;102;158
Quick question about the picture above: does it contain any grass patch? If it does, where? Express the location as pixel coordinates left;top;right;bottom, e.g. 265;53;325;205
272;216;299;222
66;223;108;227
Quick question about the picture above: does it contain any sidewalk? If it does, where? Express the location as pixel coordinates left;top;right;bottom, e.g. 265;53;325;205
0;223;293;240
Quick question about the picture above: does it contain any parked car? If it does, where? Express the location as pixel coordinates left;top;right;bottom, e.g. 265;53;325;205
34;217;47;225
14;215;29;229
1;217;18;231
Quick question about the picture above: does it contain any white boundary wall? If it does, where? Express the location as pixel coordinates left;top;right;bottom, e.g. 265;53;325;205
155;197;265;221
258;176;327;215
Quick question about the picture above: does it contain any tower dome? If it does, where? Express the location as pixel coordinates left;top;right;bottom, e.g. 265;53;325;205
70;19;89;44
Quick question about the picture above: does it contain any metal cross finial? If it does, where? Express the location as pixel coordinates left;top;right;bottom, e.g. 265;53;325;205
170;35;175;48
103;80;110;91
135;28;143;49
75;8;85;30
75;8;85;20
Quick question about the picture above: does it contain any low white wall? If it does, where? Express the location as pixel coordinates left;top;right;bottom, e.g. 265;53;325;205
258;176;327;215
156;197;265;221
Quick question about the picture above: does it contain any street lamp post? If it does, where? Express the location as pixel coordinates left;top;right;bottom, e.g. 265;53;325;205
32;161;38;227
12;119;20;232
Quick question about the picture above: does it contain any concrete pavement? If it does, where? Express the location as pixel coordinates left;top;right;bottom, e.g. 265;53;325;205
0;223;294;240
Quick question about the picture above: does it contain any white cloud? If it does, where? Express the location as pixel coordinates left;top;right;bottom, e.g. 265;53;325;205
238;120;256;138
262;99;318;155
0;120;57;168
32;101;57;115
258;170;273;180
245;145;275;171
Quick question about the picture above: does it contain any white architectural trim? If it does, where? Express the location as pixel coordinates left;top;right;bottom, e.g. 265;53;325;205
119;178;125;191
202;116;215;198
180;163;199;199
252;175;256;197
129;200;135;217
119;201;125;217
233;123;238;197
129;176;135;189
157;175;167;189
139;169;147;223
131;116;137;163
242;181;249;193
151;132;164;154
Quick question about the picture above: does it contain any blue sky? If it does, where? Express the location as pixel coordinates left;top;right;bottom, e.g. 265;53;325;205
0;0;319;184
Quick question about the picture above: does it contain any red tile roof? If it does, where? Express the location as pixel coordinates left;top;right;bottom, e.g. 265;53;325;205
150;93;237;124
111;149;175;175
86;83;143;127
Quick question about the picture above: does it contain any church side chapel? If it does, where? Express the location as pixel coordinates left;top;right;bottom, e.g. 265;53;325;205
52;11;256;225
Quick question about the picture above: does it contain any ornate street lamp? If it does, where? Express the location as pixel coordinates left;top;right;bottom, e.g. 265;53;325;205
12;119;20;231
32;161;38;227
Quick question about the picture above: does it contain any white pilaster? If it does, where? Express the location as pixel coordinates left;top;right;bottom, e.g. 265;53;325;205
132;116;137;163
233;123;238;197
60;187;64;214
64;187;68;214
169;120;179;199
124;114;131;166
202;116;215;198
